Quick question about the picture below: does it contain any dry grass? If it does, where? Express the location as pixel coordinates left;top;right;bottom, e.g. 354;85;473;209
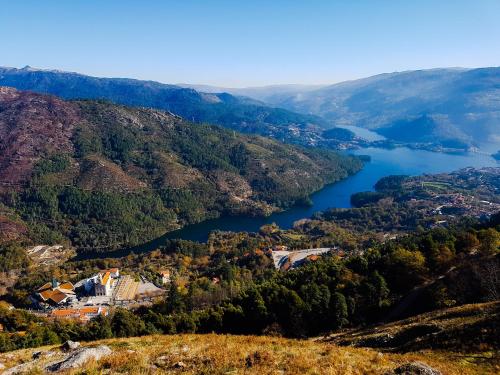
1;334;498;374
325;301;500;354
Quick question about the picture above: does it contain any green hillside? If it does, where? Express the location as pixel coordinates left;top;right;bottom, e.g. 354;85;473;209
0;88;363;251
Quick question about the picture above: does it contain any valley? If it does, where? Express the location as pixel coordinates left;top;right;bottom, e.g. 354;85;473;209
1;2;499;374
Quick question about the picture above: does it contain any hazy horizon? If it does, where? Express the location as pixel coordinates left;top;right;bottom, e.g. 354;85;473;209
3;64;498;90
2;1;500;87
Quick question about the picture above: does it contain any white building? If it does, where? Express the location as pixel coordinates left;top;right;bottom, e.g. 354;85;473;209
94;272;112;296
82;268;120;297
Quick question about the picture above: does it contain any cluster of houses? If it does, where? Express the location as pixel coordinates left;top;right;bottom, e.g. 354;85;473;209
35;268;120;307
32;267;171;322
49;306;109;322
37;280;76;305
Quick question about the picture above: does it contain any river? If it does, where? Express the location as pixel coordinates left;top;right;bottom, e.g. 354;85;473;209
80;136;498;259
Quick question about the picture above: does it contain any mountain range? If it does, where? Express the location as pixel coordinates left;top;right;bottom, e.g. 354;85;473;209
0;66;332;146
1;65;499;151
183;68;500;151
258;68;500;150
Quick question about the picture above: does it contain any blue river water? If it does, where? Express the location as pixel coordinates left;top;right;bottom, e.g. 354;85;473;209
79;128;498;258
161;146;498;243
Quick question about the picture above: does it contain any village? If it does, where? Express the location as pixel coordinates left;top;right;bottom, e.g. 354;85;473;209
30;268;172;322
25;243;342;323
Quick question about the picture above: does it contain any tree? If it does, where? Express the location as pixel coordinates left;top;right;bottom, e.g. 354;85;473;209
111;308;146;338
239;288;268;333
164;281;186;314
300;283;331;334
455;232;479;254
385;247;427;292
478;229;500;256
330;292;348;329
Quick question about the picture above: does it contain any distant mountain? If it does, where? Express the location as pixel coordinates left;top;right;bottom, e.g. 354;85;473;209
273;67;500;149
0;66;331;146
0;87;363;250
177;83;326;104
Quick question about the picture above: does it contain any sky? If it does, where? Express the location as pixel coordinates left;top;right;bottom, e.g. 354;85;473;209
1;0;500;87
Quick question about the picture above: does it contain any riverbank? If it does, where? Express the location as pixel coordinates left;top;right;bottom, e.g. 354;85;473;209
74;146;497;260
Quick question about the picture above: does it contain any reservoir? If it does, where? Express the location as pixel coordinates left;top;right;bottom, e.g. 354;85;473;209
161;146;498;242
87;142;497;259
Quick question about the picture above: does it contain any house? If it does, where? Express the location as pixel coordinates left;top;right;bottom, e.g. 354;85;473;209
50;306;109;322
36;279;76;306
107;268;120;278
158;270;171;285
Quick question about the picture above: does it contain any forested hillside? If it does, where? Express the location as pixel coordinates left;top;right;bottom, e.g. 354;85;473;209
0;87;363;251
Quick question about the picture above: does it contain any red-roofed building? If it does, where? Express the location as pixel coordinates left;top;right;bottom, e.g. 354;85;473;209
36;279;76;306
50;306;109;322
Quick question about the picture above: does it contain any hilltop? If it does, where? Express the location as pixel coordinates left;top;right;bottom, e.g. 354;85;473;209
0;87;363;251
0;333;495;374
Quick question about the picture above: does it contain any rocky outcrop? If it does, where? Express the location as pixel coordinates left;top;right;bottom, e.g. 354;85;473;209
388;361;442;375
61;340;81;351
46;345;111;372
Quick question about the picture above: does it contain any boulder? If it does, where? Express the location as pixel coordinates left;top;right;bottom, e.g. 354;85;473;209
388;361;442;375
32;351;43;360
61;340;81;351
46;345;112;372
173;361;186;369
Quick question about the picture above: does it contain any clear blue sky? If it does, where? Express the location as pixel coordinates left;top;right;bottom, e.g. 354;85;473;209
2;0;499;87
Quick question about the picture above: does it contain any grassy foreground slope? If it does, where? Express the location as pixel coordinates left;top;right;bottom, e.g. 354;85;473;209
325;302;499;353
0;334;495;375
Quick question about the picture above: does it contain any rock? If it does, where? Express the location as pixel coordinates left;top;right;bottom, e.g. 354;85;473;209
46;345;112;372
32;351;43;359
155;355;170;366
61;340;81;351
389;361;442;375
173;361;186;369
3;361;37;375
0;362;5;370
